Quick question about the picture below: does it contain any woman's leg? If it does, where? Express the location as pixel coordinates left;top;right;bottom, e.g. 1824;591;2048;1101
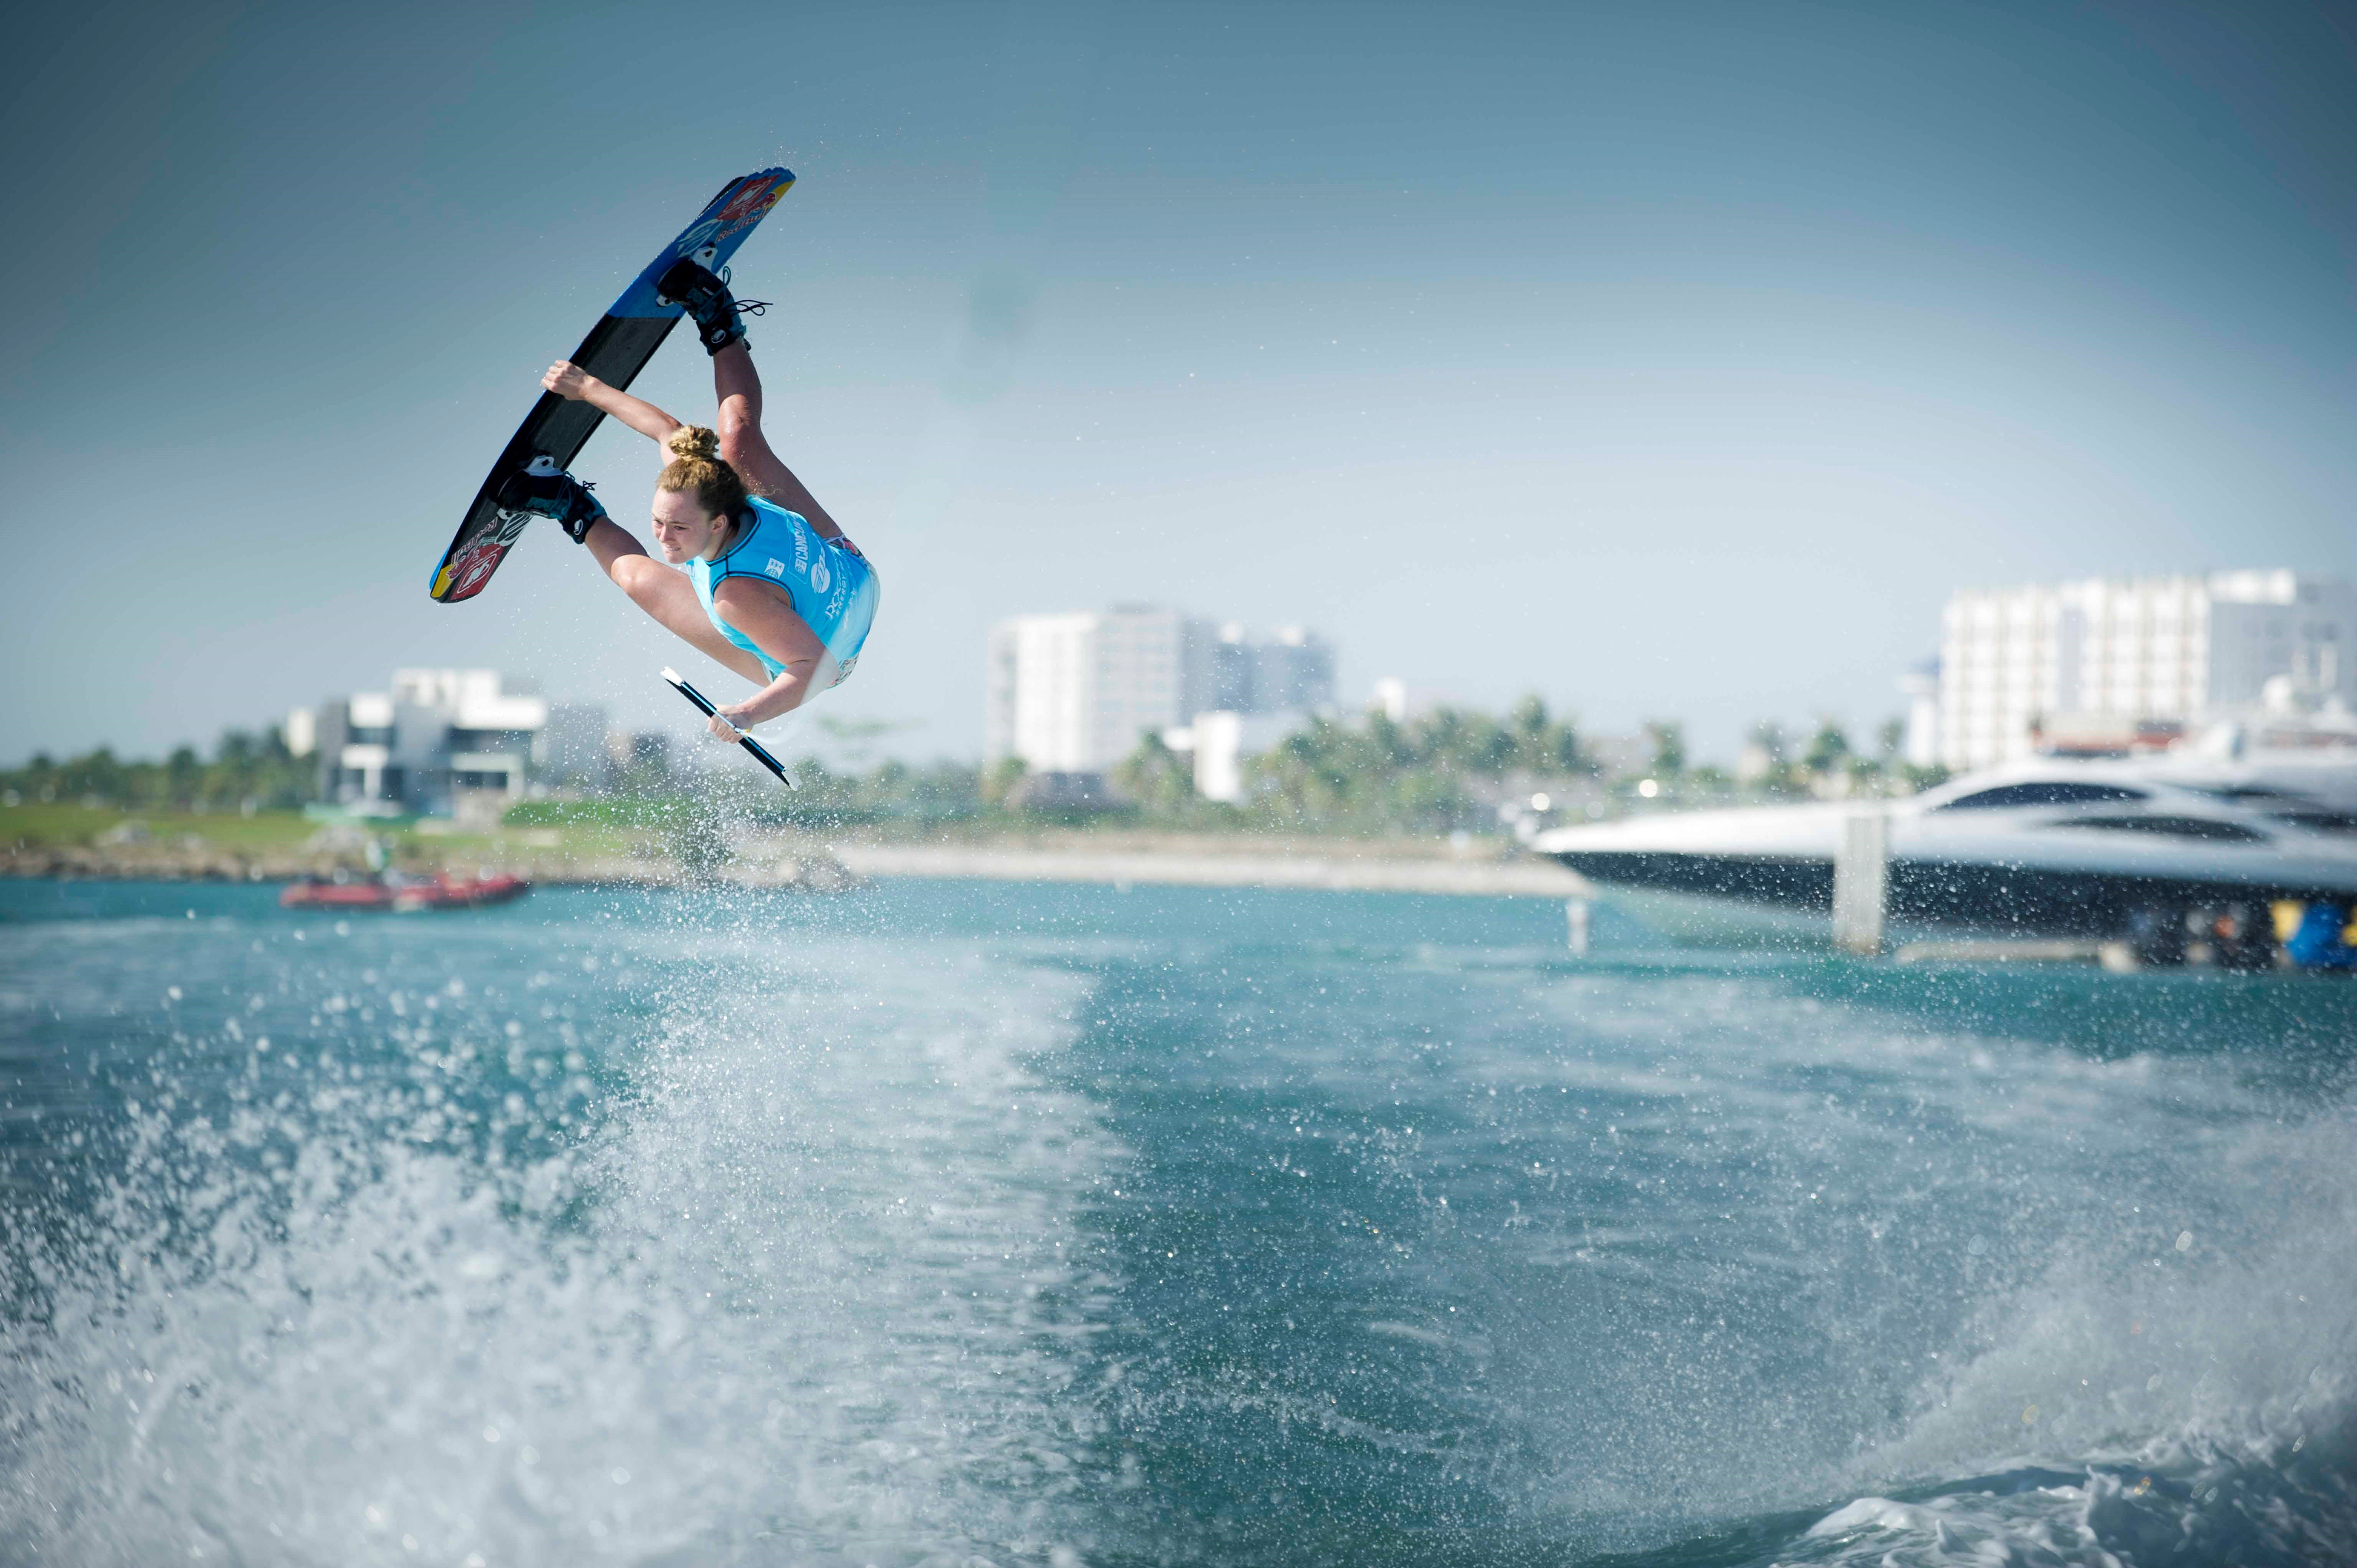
712;341;847;540
582;519;770;684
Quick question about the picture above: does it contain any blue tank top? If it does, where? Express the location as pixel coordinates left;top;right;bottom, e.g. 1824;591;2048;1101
686;497;879;692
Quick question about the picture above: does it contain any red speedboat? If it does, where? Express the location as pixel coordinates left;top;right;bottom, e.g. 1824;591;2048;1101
279;873;530;912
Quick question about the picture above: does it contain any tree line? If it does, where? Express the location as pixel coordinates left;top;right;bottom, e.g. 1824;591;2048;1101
1110;695;1591;832
5;700;1934;835
1;730;315;814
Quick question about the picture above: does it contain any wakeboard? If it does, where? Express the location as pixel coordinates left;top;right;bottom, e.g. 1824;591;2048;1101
429;168;795;603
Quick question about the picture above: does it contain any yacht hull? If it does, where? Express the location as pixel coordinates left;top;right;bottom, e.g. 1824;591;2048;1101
1535;758;2357;950
1544;847;2345;942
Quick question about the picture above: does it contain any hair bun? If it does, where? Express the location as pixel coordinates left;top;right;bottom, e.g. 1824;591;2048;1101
654;424;749;520
666;425;722;462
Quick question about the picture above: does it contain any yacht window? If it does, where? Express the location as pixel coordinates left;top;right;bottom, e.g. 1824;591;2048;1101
1934;782;2149;810
2059;815;2269;843
2271;810;2357;834
2181;784;2300;803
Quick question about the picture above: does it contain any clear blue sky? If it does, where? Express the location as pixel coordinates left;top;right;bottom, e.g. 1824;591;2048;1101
4;0;2351;767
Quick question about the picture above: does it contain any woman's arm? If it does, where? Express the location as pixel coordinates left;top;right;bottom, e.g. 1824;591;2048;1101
542;361;682;444
707;579;828;733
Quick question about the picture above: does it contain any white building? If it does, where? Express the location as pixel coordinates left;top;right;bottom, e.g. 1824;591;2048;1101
1896;658;1940;769
987;608;1210;772
987;609;1337;777
1937;570;2356;771
1167;710;1307;804
311;669;550;817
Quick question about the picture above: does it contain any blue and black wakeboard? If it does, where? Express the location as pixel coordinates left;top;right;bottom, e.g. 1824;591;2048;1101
430;168;794;603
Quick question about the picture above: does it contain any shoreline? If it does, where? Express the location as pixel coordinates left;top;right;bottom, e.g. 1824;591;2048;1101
2;830;1593;900
830;842;1592;898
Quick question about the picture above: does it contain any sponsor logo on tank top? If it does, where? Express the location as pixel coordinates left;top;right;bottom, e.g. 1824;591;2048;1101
809;558;831;593
766;558;785;578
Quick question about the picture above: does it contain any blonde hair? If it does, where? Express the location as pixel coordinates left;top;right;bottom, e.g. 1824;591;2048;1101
657;425;748;521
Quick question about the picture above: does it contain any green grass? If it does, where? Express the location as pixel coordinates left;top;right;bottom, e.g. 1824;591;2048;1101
0;804;632;861
0;803;328;851
4;800;1520;866
500;797;707;828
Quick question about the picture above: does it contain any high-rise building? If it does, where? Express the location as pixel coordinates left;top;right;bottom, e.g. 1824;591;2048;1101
1212;622;1337;713
987;607;1214;771
987;610;1338;773
1937;570;2355;771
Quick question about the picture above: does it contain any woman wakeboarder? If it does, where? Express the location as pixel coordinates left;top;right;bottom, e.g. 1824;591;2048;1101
496;257;877;741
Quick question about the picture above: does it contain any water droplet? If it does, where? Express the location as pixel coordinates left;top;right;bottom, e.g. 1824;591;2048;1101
2174;1230;2193;1252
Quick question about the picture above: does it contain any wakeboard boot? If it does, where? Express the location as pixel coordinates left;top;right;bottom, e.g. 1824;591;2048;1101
496;456;606;543
656;250;767;355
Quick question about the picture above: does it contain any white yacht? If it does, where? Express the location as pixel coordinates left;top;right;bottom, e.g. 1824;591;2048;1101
1531;752;2357;950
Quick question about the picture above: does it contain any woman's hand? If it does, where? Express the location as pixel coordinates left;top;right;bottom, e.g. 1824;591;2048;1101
542;361;598;401
707;705;753;743
544;362;684;443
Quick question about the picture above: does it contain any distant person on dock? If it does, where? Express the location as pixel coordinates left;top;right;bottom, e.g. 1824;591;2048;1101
494;257;878;742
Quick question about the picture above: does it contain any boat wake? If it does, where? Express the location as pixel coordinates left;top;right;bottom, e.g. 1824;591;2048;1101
0;914;1116;1566
3;886;2352;1566
1775;1104;2357;1566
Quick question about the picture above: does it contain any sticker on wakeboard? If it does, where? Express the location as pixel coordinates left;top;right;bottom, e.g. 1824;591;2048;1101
429;168;794;603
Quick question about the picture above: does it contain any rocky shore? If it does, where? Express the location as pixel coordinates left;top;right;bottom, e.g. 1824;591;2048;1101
830;841;1592;898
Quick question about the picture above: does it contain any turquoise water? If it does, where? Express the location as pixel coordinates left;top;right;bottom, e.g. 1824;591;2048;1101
3;878;2354;1566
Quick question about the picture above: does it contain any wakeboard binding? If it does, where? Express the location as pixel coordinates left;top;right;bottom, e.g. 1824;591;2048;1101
656;249;766;355
496;456;607;543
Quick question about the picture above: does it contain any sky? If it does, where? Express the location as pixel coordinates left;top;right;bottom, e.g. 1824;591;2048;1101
3;0;2352;769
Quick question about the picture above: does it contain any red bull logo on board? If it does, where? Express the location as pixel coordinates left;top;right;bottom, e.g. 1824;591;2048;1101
716;176;788;229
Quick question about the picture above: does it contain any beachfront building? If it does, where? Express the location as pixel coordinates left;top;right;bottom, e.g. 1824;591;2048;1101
1936;570;2357;771
302;669;550;819
987;609;1337;792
